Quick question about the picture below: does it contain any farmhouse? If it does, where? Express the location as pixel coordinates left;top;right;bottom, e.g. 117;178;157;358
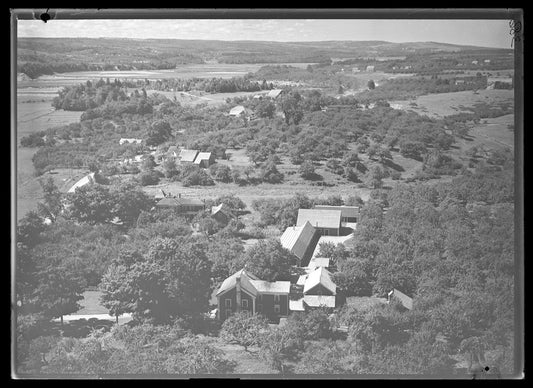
352;67;360;73
67;172;95;193
267;89;284;99
179;149;199;163
216;269;291;322
471;60;479;65
296;208;342;236
388;288;413;310
119;138;143;145
366;65;375;72
155;194;205;215
484;59;491;63
194;152;216;168
280;221;320;267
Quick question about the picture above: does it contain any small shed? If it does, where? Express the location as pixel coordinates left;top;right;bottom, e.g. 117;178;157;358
366;65;375;72
267;89;283;99
388;288;413;310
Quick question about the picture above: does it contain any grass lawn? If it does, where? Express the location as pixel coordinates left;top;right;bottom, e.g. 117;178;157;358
74;291;109;315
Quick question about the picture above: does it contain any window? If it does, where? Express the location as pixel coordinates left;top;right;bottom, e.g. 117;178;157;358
323;229;329;236
257;304;262;312
242;299;248;309
274;294;280;303
274;305;280;314
225;309;232;318
225;299;231;308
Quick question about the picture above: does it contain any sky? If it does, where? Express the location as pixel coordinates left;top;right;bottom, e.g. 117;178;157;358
17;19;512;49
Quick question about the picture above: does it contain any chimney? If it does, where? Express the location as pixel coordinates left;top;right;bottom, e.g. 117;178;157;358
235;275;242;313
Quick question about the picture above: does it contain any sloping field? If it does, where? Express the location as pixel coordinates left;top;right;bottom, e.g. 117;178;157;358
389;89;514;118
16;95;83;220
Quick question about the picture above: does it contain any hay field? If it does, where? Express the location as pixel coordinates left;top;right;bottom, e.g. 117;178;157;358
389;89;514;118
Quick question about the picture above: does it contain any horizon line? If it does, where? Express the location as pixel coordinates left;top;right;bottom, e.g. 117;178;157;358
17;36;509;50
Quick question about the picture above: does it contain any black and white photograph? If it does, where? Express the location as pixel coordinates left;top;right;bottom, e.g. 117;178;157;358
11;9;523;379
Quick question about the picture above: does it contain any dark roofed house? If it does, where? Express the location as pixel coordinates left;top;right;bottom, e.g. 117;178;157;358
388;288;413;310
296;209;342;236
156;194;205;216
216;269;291;322
280;221;320;267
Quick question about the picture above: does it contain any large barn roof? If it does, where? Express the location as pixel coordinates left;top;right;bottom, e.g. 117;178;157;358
67;172;95;193
249;280;291;295
179;149;199;162
313;205;359;219
279;221;317;261
296;209;342;230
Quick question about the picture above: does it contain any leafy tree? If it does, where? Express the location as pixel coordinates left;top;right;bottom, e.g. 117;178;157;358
399;141;427;161
100;237;212;324
255;100;276;119
366;165;384;189
112;183;153;228
280;91;304;125
260;161;284;184
214;194;247;212
367;80;376;89
141;155;157;171
65;184;116;224
220;311;269;351
162;157;178;178
37;178;63;222
31;260;86;325
259;325;303;373
207;237;246;284
243;239;294;281
209;163;232;183
146;120;172;146
299;161;316;179
137;170;161;186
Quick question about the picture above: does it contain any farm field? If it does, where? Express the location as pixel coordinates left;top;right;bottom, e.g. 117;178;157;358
389;89;514;118
17;62;316;88
16;94;83;220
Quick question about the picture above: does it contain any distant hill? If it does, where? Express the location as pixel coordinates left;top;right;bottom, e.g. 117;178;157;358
17;37;513;79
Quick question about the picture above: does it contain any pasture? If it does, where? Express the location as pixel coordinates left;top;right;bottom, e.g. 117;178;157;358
16;93;83;220
389;89;514;118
